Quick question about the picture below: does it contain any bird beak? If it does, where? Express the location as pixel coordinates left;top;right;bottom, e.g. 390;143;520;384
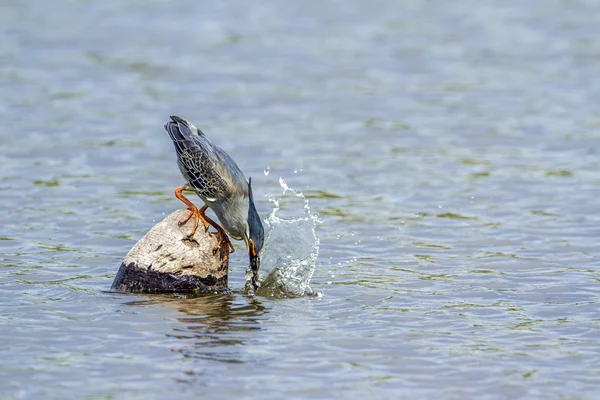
248;238;260;275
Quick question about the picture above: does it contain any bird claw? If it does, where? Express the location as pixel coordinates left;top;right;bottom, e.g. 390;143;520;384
173;187;233;261
213;242;229;261
178;212;193;227
211;231;234;261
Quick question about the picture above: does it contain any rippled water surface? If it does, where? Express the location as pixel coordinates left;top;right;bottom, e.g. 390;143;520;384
2;0;600;398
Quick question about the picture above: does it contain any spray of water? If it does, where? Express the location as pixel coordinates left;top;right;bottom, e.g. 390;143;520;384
247;176;321;297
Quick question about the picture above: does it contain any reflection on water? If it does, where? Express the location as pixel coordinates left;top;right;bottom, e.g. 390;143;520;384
125;294;265;364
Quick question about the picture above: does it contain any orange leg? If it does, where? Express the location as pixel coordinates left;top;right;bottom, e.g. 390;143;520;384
200;212;235;260
174;187;234;260
174;187;210;236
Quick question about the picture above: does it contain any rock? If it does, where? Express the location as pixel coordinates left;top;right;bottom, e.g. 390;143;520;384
111;209;229;293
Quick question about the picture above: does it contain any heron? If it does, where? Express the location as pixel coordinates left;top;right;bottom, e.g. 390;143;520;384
164;115;264;278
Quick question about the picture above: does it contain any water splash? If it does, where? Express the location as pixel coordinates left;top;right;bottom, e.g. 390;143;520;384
248;177;321;297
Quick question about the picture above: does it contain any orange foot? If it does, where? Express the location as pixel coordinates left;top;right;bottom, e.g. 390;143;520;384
201;212;235;261
174;186;210;237
173;186;234;261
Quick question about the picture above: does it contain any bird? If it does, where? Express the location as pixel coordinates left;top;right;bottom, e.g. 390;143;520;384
164;115;264;278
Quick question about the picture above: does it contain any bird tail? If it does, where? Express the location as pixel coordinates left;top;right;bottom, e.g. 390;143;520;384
164;115;204;143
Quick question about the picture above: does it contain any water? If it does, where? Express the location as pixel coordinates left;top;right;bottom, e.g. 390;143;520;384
1;0;600;399
253;177;321;297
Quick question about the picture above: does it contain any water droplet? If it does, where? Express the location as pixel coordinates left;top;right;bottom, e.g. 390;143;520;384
264;166;270;176
279;177;289;192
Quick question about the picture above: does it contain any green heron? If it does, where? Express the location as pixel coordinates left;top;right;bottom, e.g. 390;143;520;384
164;116;264;277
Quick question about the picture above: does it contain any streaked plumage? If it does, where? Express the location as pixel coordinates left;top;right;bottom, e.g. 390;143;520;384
164;116;264;281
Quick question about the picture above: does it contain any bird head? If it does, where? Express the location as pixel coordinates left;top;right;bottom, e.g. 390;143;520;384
244;177;264;279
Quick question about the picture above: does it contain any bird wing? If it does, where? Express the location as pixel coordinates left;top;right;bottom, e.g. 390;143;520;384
165;117;230;201
178;147;229;201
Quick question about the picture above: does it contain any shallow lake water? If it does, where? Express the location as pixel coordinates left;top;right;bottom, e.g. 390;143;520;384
1;0;600;398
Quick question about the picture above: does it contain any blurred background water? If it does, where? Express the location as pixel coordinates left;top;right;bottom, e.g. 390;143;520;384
1;0;600;399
